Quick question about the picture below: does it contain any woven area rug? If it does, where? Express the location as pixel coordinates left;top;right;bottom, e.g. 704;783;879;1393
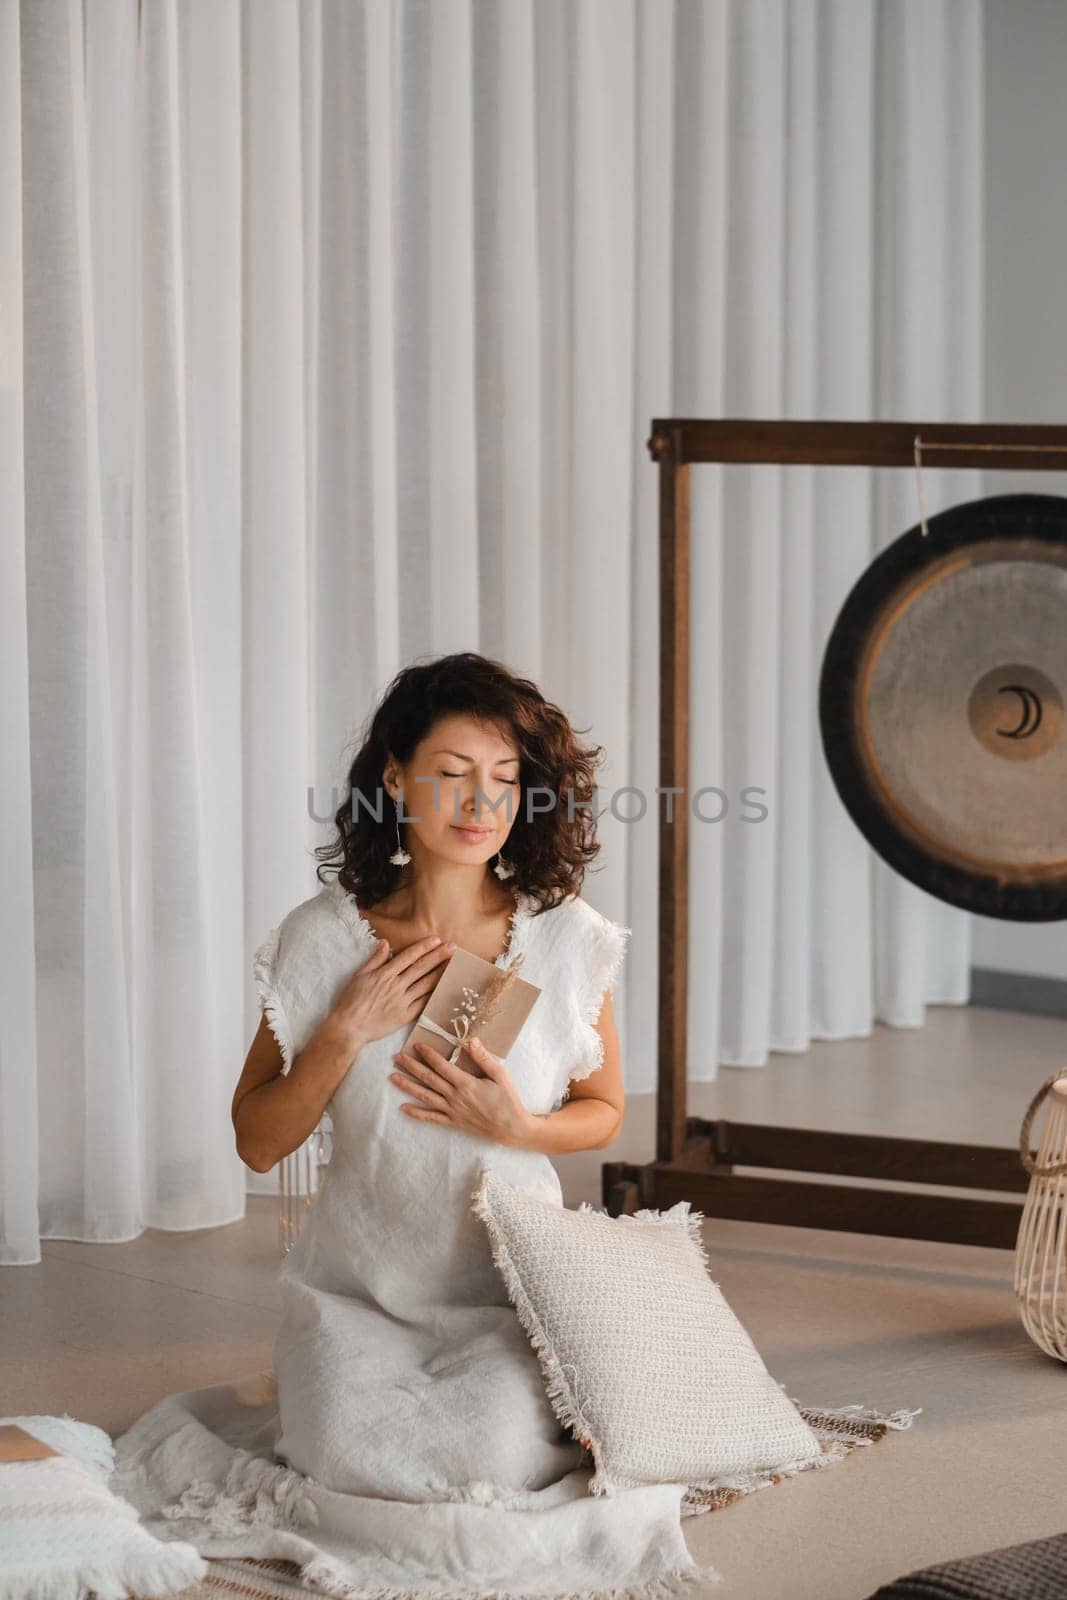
136;1556;314;1599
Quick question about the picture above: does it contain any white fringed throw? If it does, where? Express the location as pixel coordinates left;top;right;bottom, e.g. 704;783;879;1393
0;1414;206;1600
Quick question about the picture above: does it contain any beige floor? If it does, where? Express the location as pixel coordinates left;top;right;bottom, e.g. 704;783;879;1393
4;1000;1067;1600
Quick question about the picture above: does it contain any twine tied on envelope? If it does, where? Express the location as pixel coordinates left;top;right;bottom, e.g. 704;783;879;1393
417;1013;471;1064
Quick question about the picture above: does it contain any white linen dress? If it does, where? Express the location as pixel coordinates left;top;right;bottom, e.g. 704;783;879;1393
110;876;722;1600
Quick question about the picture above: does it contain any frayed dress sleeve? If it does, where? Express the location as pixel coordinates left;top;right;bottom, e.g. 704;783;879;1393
553;904;632;1104
252;921;295;1073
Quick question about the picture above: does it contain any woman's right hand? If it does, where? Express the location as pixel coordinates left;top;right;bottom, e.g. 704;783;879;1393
332;933;455;1052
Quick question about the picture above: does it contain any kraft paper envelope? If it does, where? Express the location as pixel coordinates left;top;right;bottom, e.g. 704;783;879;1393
405;947;541;1077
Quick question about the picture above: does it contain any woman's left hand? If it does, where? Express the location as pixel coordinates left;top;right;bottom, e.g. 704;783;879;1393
389;1036;535;1148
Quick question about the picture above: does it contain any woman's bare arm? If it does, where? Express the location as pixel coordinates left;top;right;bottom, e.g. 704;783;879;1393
232;1012;366;1173
516;989;625;1156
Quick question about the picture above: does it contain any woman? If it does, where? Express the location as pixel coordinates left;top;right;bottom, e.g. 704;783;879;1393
236;651;631;1501
112;652;720;1600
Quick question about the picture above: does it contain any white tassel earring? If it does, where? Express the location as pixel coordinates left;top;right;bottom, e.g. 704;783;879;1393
493;851;514;880
389;798;411;866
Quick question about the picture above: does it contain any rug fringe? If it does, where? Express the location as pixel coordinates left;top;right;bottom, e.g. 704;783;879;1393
795;1400;924;1438
679;1398;922;1517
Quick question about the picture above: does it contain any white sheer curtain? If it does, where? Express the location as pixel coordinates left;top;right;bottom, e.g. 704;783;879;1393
1;0;983;1264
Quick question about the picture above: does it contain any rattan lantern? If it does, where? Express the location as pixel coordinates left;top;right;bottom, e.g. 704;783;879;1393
1014;1071;1067;1362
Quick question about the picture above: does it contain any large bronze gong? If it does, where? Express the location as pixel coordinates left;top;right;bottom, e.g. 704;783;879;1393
819;492;1067;921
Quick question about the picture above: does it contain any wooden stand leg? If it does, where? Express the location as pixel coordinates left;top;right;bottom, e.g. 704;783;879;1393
602;1161;641;1216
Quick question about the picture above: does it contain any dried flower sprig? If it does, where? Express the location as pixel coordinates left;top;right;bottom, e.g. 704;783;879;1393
446;955;525;1072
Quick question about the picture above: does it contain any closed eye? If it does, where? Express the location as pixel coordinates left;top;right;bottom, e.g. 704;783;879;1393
442;770;518;783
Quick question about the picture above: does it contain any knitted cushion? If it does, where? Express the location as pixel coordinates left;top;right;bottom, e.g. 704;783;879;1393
0;1416;206;1600
469;1168;825;1499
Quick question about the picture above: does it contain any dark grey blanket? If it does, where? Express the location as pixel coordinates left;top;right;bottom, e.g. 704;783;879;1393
867;1532;1067;1600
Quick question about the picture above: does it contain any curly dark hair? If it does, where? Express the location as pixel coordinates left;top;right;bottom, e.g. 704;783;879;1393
313;652;609;915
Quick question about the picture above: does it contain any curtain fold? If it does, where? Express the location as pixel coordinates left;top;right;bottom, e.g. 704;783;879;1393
2;0;984;1263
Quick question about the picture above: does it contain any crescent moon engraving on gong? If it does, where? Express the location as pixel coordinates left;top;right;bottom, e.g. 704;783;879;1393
967;661;1061;763
997;683;1043;739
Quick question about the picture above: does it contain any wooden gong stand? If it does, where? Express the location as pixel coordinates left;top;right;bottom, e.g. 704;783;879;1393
602;419;1067;1250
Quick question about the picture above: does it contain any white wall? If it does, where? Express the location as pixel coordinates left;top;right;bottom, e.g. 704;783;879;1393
974;0;1067;980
